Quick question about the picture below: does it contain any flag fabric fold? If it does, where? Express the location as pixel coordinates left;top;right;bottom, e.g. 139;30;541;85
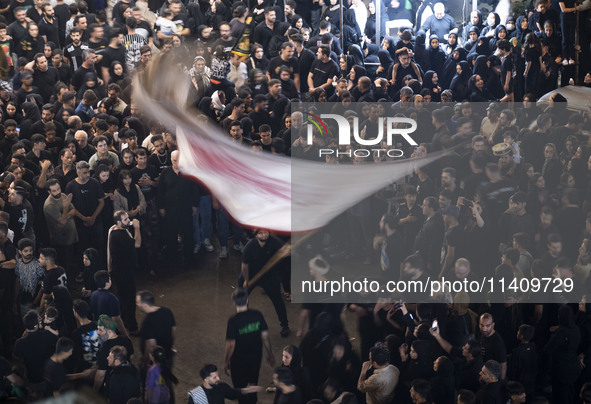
134;59;443;232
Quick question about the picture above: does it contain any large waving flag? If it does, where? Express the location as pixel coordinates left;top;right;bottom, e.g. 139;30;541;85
134;57;443;232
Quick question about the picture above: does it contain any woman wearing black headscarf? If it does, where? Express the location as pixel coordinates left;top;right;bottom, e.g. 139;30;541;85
544;305;581;404
440;47;467;90
423;35;446;75
398;339;434;387
468;74;495;101
51;285;77;337
268;22;291;59
338;55;355;80
348;44;364;66
364;44;379;79
430;356;455;404
327;336;361;395
342;9;361;50
18;102;41;141
422;70;441;102
282;345;312;401
450;61;471;101
467;36;490;65
488;24;507;53
444;32;459;55
348;65;366;92
81;248;101;298
481;12;500;38
377;36;397;78
513;15;532;44
462;10;483;43
197;96;217;121
473;54;503;99
247;44;268;75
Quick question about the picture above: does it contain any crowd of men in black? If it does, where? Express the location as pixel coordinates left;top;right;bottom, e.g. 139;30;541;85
0;0;590;402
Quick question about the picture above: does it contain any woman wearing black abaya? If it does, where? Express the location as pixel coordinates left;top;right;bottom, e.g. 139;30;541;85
398;339;434;386
81;248;101;298
348;65;366;93
440;47;467;90
377;36;396;78
18;102;41;141
348;44;364;66
364;44;380;79
282;345;313;402
473;55;503;99
468;74;495;101
513;15;532;44
430;356;456;404
467;36;490;66
488;24;508;53
422;70;442;102
51;285;77;337
327;336;361;395
450;61;471;101
342;9;361;50
300;312;340;391
197;96;218;122
423;35;447;75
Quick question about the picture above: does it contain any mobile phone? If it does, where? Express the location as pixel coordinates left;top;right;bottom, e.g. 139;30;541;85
432;320;438;330
464;200;473;208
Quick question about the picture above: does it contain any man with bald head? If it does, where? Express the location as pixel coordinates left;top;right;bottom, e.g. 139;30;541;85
418;2;457;43
157;150;200;265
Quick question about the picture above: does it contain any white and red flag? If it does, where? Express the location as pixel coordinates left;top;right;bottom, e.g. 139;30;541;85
135;60;442;232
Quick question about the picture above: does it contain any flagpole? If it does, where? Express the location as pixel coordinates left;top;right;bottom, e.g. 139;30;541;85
340;0;344;52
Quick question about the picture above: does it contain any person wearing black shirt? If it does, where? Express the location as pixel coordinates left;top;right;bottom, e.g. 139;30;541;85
6;7;28;45
22;53;58;104
66;161;105;276
71;49;98;92
188;364;262;404
38;3;59;46
476;360;506;404
308;46;338;97
108;210;141;333
224;289;274;404
71;299;100;372
43;337;74;398
147;134;171;175
13;310;57;389
104;345;141;404
497;39;514;102
156;150;199;264
100;30;126;84
136;290;176;368
64;27;90;71
253;8;276;58
241;229;289;336
39;247;66;312
479;313;507;379
273;367;303;404
414;196;445;276
94;314;134;391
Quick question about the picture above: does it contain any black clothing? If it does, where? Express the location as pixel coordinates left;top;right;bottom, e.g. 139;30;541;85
105;362;141;404
13;329;57;383
140;307;176;359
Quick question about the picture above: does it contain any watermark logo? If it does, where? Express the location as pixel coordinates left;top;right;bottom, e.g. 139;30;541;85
297;103;419;159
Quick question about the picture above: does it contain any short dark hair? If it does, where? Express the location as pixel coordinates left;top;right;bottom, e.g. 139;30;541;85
94;270;110;289
457;389;476;404
39;247;57;262
518;324;535;342
200;364;218;379
423;196;438;211
137;290;155;306
73;299;91;319
232;288;248;306
23;310;40;330
56;337;74;354
410;379;431;400
484;359;502;379
109;345;128;363
502;248;519;265
369;345;389;366
274;367;294;385
318;45;330;57
402;253;425;271
507;381;525;396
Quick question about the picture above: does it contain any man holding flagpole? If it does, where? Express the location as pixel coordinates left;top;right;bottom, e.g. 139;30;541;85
241;229;290;337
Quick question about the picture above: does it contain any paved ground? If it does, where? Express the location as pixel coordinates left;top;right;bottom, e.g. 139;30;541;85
132;246;361;404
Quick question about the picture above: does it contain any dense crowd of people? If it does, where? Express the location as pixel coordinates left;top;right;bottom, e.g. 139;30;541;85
0;0;591;402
